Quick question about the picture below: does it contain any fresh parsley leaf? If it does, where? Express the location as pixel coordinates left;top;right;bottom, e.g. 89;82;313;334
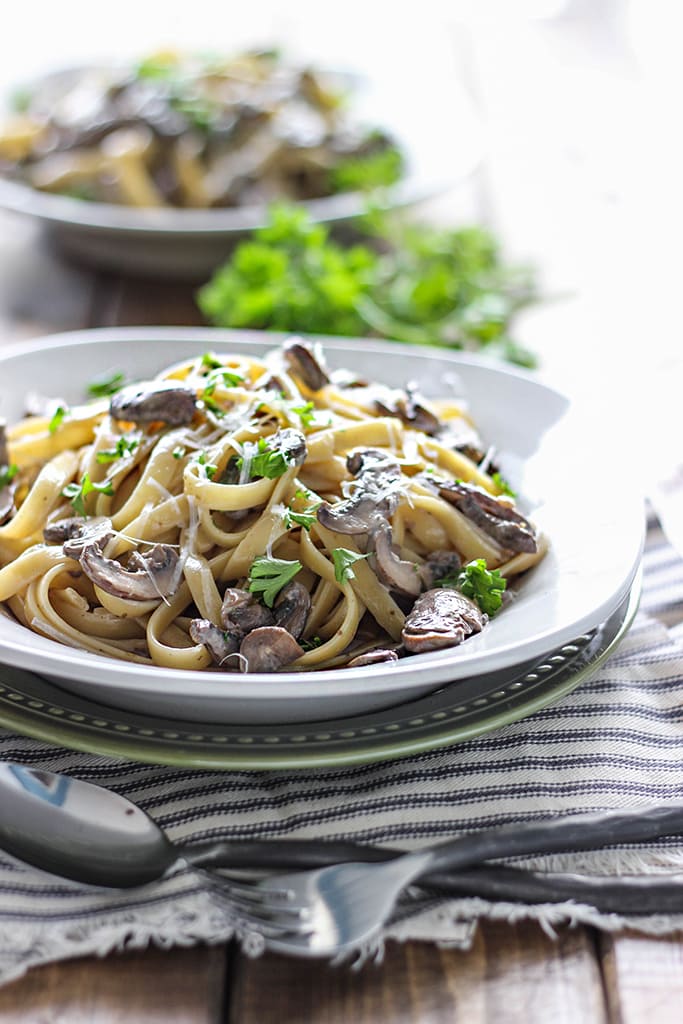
284;508;318;532
196;451;217;480
62;473;114;517
197;205;537;368
238;437;290;480
96;436;139;464
439;558;507;616
201;352;223;371
330;145;403;193
203;367;245;395
48;405;68;435
0;463;18;489
87;371;126;398
332;547;369;584
492;471;516;497
300;635;323;652
291;401;316;429
202;395;226;418
248;556;302;608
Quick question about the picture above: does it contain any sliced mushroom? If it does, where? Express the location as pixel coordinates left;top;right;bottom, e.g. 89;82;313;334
220;587;274;635
110;381;197;426
419;550;462;590
347;648;399;668
368;521;421;598
402;588;487;653
438;481;537;554
272;428;307;469
317;449;402;535
239;626;303;672
189;619;240;665
282;337;330;391
273;581;310;640
76;542;180;601
54;516;113;554
374;382;442;436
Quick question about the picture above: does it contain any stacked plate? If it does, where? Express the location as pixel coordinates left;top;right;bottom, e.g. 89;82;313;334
0;330;645;769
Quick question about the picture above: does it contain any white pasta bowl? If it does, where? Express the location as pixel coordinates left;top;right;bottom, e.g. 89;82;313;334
0;328;644;724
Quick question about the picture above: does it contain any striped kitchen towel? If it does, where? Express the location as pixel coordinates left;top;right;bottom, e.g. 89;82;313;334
0;511;682;982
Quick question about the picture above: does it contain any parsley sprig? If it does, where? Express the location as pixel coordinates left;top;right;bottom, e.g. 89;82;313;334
437;558;507;616
238;437;291;481
332;547;369;584
248;556;302;608
96;436;139;464
48;405;68;435
87;371;126;398
62;473;114;517
0;463;18;489
198;205;537;367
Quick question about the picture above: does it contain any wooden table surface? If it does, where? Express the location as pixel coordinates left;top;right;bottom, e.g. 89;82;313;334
1;7;683;1018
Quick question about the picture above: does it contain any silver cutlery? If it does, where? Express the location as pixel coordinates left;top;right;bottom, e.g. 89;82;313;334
3;761;683;958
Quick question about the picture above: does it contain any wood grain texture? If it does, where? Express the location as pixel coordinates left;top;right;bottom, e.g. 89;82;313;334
600;930;683;1024
231;921;606;1024
0;944;227;1024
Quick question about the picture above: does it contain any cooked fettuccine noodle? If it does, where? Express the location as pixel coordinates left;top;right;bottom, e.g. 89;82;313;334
0;339;547;673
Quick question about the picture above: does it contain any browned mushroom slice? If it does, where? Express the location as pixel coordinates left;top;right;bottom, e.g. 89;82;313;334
438;481;537;554
282;337;330;391
317;449;402;535
273;581;311;640
110;381;197;425
273;428;307;469
368;521;421;598
76;543;180;601
347;648;399;668
374;383;442;436
419;550;462;590
240;626;303;672
57;517;113;555
220;587;274;635
402;588;487;653
189;619;240;665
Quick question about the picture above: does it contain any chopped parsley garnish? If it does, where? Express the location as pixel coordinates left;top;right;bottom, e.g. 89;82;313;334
492;472;516;497
48;405;68;435
291;401;316;429
238;437;291;480
86;371;126;398
284;508;318;532
437;557;507;616
200;352;223;371
202;395;226;418
248;556;303;608
203;367;245;395
172;445;187;460
332;547;369;584
96;436;139;464
196;451;217;480
62;473;114;517
300;635;323;652
0;463;18;489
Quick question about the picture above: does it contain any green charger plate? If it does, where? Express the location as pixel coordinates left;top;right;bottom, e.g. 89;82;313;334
0;577;639;771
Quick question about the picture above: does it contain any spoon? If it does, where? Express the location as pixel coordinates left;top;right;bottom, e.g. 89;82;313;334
3;762;683;907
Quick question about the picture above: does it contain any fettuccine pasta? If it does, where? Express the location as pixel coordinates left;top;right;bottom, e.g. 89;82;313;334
0;338;547;673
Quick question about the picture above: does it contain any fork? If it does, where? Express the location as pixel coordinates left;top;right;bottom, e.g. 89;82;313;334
216;803;683;957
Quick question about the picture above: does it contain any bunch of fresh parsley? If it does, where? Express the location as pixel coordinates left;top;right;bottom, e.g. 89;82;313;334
197;204;537;367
